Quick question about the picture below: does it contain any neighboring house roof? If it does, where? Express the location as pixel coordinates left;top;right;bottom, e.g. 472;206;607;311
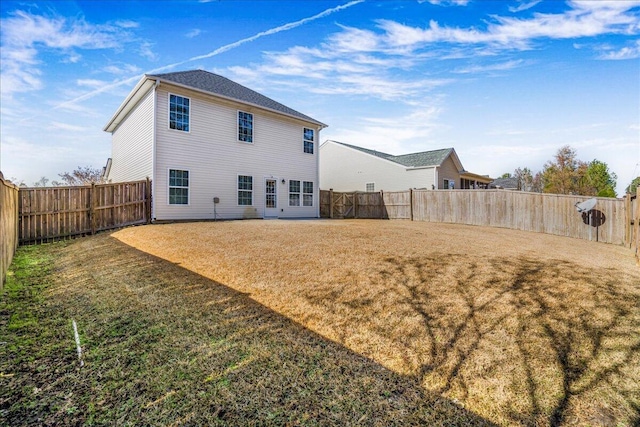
328;140;456;169
490;177;519;189
104;69;327;132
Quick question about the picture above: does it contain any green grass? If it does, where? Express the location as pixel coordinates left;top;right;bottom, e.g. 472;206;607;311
0;235;493;426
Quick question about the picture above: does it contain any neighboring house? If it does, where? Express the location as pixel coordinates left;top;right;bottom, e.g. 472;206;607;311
319;140;492;192
103;69;326;221
489;177;520;190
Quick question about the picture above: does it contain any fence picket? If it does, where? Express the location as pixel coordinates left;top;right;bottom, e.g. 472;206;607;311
320;189;628;246
18;180;151;245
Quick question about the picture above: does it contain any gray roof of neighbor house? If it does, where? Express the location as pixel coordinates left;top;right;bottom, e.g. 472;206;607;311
490;177;519;189
331;141;454;168
149;70;326;127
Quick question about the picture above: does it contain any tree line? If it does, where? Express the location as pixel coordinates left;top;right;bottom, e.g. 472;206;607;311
499;145;637;198
10;166;104;188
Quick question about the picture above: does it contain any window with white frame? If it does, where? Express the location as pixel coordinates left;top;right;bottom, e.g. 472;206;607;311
289;180;300;206
169;169;189;205
303;128;314;154
238;175;253;205
169;94;190;132
444;179;454;189
303;181;313;206
238;111;253;143
366;182;375;192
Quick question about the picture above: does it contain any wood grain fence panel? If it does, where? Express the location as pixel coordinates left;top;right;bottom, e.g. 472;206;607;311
1;174;19;288
18;180;150;244
322;188;627;246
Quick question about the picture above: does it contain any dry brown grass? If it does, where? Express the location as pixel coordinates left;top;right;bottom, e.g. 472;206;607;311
112;219;640;426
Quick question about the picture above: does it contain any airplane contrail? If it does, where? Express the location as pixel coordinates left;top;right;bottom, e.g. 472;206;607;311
53;0;365;112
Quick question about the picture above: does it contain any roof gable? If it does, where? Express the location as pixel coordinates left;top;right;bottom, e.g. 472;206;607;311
150;70;325;126
387;148;453;168
328;140;456;169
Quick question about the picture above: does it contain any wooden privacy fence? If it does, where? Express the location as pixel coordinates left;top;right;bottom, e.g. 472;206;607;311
19;179;151;245
1;173;19;288
625;187;640;263
320;189;630;246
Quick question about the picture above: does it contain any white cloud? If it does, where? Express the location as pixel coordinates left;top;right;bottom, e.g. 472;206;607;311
49;121;90;132
76;79;105;88
418;0;469;6
103;63;142;75
509;1;542;13
378;2;640;50
0;10;133;96
453;59;526;74
598;39;640;60
324;103;445;154
185;28;202;38
138;41;157;61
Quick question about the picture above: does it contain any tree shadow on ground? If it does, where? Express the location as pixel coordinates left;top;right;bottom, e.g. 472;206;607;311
0;235;498;426
347;254;640;427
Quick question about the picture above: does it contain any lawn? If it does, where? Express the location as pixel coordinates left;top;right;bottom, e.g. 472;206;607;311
2;219;639;426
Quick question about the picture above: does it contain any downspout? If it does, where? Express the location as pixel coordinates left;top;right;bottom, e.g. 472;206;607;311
152;79;159;221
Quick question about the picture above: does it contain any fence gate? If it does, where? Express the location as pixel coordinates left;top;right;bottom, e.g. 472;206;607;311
333;192;354;218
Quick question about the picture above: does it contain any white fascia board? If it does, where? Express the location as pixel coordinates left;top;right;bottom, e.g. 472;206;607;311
103;76;156;133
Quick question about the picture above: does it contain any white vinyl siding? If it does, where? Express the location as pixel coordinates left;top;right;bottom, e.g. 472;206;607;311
153;86;319;220
108;89;154;182
320;141;436;192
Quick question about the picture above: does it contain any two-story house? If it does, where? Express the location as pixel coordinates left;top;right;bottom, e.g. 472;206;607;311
103;69;326;221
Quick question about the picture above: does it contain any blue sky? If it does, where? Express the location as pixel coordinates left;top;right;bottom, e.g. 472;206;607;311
1;0;639;194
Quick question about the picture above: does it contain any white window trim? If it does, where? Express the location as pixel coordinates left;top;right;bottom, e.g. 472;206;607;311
237;110;254;144
167;168;190;206
303;127;314;154
289;179;301;207
303;181;314;207
168;93;191;133
237;174;254;206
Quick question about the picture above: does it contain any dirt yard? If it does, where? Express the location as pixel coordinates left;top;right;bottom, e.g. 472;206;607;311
111;219;640;426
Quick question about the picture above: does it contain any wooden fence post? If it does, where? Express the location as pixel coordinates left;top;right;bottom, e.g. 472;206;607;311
145;177;152;224
625;193;631;248
354;192;359;219
636;186;640;264
410;188;414;221
329;189;334;219
380;190;384;219
90;183;96;235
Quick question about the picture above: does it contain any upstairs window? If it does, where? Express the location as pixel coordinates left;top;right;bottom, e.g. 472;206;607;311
238;111;253;143
289;180;300;206
303;181;313;206
366;182;375;192
303;128;314;154
238;175;253;205
169;94;190;132
169;169;189;205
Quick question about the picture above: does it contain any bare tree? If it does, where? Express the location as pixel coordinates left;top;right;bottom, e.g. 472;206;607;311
57;166;104;186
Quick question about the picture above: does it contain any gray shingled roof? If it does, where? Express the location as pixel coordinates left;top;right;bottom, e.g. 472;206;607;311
148;70;325;126
489;177;519;189
333;141;453;168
